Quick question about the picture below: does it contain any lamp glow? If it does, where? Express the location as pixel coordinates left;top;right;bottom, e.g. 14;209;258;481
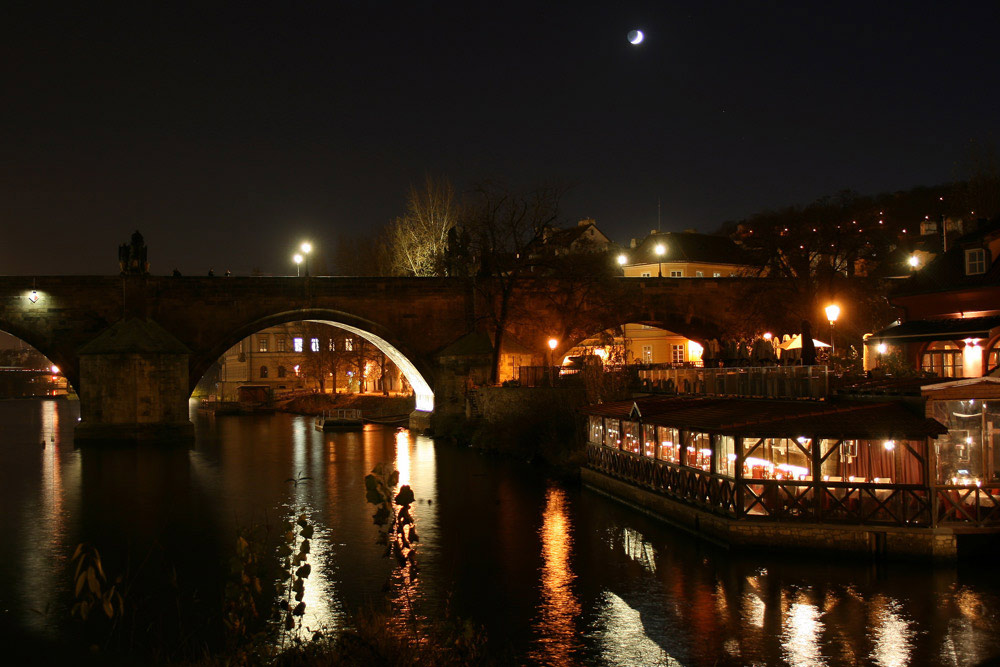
547;338;558;351
28;290;39;303
908;254;919;268
877;343;887;355
824;304;840;324
300;241;312;254
617;254;628;266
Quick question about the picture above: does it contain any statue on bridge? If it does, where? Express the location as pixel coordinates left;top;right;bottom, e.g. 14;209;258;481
118;230;150;275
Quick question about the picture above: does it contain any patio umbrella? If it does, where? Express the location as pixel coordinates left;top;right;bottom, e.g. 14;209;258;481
778;334;831;350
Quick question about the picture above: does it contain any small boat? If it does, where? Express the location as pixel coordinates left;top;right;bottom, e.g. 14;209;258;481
315;409;364;431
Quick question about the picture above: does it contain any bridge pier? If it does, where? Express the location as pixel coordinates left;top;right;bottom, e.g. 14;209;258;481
75;318;194;445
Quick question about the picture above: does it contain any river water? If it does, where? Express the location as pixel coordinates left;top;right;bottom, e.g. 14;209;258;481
1;398;999;665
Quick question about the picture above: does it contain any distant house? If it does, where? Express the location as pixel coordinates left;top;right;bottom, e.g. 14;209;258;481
528;218;611;261
619;230;758;278
869;218;1000;378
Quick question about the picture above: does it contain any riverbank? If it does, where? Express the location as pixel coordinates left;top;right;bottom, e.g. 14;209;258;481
432;386;589;474
278;392;415;418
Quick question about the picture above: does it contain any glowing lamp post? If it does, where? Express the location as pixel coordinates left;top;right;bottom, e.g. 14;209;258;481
300;241;313;277
825;304;840;358
908;254;919;269
293;253;303;277
617;254;628;272
547;338;558;386
654;243;666;277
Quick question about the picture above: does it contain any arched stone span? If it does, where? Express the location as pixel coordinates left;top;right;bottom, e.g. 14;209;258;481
305;320;434;412
189;306;436;406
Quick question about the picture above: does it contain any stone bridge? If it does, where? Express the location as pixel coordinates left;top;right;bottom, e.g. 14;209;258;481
0;274;754;443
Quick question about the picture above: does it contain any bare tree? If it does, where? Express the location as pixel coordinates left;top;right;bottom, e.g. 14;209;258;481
466;181;562;383
385;175;460;276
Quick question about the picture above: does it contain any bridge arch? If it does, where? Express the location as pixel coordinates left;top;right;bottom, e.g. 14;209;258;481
558;309;723;362
193;309;435;412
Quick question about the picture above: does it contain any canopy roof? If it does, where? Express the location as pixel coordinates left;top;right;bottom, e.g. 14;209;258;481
583;396;947;440
873;315;1000;344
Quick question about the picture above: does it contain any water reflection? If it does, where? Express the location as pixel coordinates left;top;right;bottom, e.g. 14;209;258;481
528;485;582;665
18;400;75;633
1;401;1000;665
868;594;913;667
594;591;677;666
781;592;825;667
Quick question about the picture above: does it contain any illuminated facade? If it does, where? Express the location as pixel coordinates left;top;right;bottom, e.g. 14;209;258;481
217;322;404;401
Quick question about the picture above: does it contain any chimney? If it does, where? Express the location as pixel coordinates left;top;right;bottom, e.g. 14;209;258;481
630;238;638;248
578;218;594;227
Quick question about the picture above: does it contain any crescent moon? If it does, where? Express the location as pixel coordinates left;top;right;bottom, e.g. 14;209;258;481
628;30;644;45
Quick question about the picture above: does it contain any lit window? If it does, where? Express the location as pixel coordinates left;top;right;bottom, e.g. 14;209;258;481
671;344;685;363
293;337;303;352
258;337;268;353
695;270;703;277
641;345;652;363
345;339;353;351
670;270;683;277
310;338;320;352
329;339;335;351
966;248;987;275
713;272;721;277
277;338;286;352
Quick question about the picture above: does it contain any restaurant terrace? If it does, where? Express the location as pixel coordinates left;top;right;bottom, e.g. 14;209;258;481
582;396;999;559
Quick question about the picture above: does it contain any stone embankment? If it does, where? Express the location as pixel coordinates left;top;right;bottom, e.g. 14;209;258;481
279;393;415;418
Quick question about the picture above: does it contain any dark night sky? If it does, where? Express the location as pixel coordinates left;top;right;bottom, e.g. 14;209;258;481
2;1;998;276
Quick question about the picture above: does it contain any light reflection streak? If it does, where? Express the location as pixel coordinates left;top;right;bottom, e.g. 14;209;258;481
528;485;582;665
742;576;765;628
781;593;826;667
395;429;411;487
594;591;678;666
20;400;71;633
283;418;342;636
616;526;657;573
868;594;914;667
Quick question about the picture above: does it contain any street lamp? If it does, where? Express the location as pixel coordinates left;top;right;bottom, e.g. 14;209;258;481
300;241;313;277
293;253;303;277
617;253;628;271
908;254;919;269
654;243;666;277
825;303;840;358
547;338;558;386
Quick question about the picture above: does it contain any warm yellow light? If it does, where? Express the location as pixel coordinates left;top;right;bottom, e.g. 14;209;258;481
884;440;895;451
547;338;558;351
908;254;919;268
824;304;840;324
763;332;772;341
50;365;59;374
617;254;628;265
654;243;666;257
877;343;887;355
293;253;303;264
300;241;313;254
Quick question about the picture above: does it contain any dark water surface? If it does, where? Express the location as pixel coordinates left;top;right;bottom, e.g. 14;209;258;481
2;398;1000;665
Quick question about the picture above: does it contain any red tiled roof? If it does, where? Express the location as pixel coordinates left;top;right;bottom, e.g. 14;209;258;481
582;396;947;439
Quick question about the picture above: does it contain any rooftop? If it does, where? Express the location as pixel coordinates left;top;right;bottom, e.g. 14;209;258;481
583;396;946;439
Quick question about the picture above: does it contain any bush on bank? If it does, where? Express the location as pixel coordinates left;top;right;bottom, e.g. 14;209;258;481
465;387;588;471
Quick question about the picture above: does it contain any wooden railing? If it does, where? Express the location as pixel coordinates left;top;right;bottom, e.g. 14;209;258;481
935;485;1000;527
586;445;1000;529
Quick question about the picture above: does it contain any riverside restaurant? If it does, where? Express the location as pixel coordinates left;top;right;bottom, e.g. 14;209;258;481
581;396;1000;560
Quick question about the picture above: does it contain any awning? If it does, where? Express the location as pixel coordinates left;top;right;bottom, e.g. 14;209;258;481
872;315;1000;344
